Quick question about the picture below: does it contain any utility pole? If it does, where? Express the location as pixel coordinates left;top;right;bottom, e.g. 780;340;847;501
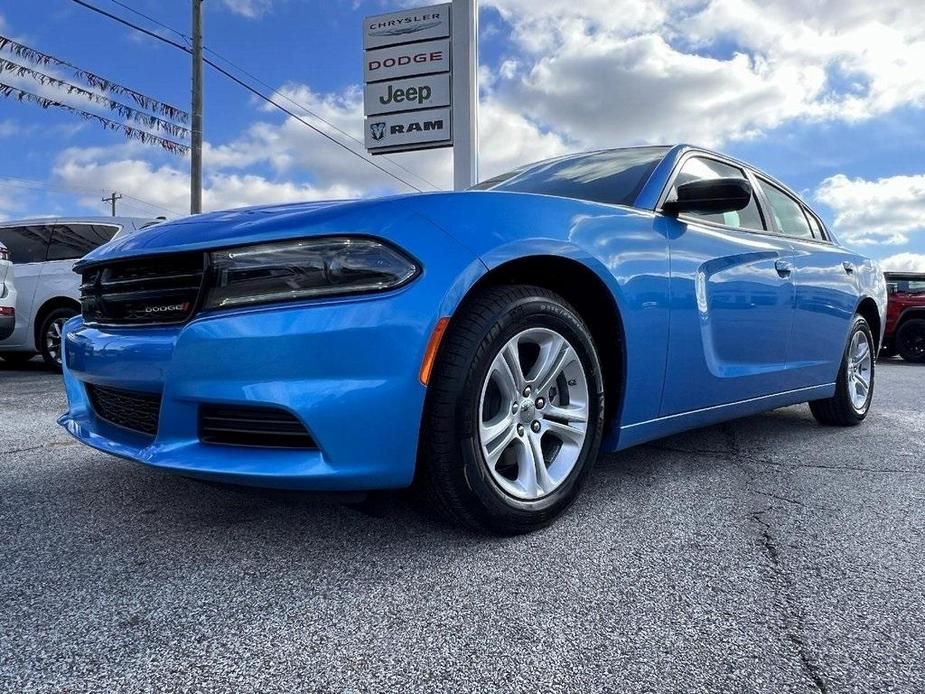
102;192;122;217
190;0;204;214
452;0;478;190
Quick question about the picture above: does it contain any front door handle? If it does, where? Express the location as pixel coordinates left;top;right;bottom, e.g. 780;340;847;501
775;259;794;277
843;261;856;274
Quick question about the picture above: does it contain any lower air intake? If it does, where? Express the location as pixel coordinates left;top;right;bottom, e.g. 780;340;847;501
199;405;317;449
87;384;162;436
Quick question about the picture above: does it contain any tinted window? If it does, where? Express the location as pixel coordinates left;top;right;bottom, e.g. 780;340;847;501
474;147;669;206
670;157;765;231
893;280;925;295
48;224;120;261
805;211;826;240
757;180;813;239
0;225;51;264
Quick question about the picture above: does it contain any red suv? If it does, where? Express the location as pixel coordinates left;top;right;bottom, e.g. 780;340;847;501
882;273;925;362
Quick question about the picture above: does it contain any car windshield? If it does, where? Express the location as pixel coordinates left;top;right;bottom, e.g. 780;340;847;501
470;146;670;207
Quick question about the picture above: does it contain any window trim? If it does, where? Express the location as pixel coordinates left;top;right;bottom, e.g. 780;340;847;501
656;151;773;237
755;173;835;246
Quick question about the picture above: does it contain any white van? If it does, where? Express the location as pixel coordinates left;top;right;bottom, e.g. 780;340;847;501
0;217;159;368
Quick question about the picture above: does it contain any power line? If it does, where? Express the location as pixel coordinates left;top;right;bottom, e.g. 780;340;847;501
107;0;189;41
98;1;439;190
0;174;183;216
203;48;441;191
69;0;431;192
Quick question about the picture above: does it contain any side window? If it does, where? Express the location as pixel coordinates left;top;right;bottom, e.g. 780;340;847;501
805;211;827;241
670;157;765;231
0;225;52;264
756;180;813;239
48;224;120;261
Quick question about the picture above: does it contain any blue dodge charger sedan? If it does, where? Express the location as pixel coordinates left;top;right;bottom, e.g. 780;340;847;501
60;145;886;533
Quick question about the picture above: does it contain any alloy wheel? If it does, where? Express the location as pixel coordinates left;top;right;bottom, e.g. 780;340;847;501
477;328;589;500
846;328;872;411
45;317;68;366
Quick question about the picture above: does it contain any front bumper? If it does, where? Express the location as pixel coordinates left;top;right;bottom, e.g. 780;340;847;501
58;229;482;491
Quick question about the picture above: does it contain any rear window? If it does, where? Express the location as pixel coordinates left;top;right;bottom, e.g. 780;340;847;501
472;147;669;207
0;225;52;264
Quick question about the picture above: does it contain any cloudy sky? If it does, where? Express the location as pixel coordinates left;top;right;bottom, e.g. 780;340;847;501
1;0;924;270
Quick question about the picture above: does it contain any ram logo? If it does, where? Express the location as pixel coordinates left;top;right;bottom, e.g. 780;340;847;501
369;122;387;141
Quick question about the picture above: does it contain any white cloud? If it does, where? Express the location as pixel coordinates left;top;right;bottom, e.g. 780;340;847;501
814;173;925;246
880;252;925;273
483;0;925;147
219;0;275;19
0;119;20;138
52;153;358;218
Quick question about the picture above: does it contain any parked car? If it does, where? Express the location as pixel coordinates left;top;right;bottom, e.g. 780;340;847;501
58;145;886;534
0;241;16;341
881;272;925;362
0;217;158;368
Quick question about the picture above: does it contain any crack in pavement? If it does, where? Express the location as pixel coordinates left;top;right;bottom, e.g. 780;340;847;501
715;423;830;694
751;508;829;694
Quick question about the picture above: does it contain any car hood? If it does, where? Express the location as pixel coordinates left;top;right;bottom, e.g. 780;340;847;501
76;196;420;268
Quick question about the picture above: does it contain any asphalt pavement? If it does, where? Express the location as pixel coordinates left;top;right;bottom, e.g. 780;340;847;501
1;358;923;693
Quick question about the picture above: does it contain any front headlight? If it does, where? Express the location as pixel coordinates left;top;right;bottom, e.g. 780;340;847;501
203;236;419;310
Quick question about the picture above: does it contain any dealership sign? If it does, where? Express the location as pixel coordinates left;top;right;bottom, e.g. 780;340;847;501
363;3;453;154
364;74;450;116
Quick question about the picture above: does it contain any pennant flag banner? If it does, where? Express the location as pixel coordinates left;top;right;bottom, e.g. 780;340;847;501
0;34;189;124
0;58;191;139
0;81;190;155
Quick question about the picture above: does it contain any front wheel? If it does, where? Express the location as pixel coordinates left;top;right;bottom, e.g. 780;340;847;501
809;315;875;426
418;285;605;535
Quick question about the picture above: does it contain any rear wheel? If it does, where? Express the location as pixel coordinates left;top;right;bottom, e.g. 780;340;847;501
39;307;78;370
809;315;874;426
896;318;925;363
418;285;605;535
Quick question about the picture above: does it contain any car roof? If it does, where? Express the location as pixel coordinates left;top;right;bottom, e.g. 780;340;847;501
0;216;157;229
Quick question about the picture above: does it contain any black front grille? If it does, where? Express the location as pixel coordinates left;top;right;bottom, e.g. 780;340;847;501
87;384;162;436
81;253;206;326
199;405;317;449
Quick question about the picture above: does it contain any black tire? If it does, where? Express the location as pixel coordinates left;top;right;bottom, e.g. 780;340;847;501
417;285;605;535
38;307;78;370
0;351;37;366
896;318;925;363
809;315;875;426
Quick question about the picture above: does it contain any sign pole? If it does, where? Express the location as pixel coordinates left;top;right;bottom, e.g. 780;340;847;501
190;0;204;214
452;0;478;191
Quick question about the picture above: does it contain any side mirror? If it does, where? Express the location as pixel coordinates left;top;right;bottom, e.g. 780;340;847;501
887;283;898;296
663;177;753;216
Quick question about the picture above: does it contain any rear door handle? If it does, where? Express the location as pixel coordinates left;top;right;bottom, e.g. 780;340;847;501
843;261;856;274
775;259;794;277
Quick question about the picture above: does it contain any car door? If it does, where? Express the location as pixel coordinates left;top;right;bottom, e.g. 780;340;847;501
41;223;121;305
0;225;52;348
754;180;862;388
656;155;797;416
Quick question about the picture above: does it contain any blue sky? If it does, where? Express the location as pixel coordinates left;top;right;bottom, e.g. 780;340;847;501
1;0;924;270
